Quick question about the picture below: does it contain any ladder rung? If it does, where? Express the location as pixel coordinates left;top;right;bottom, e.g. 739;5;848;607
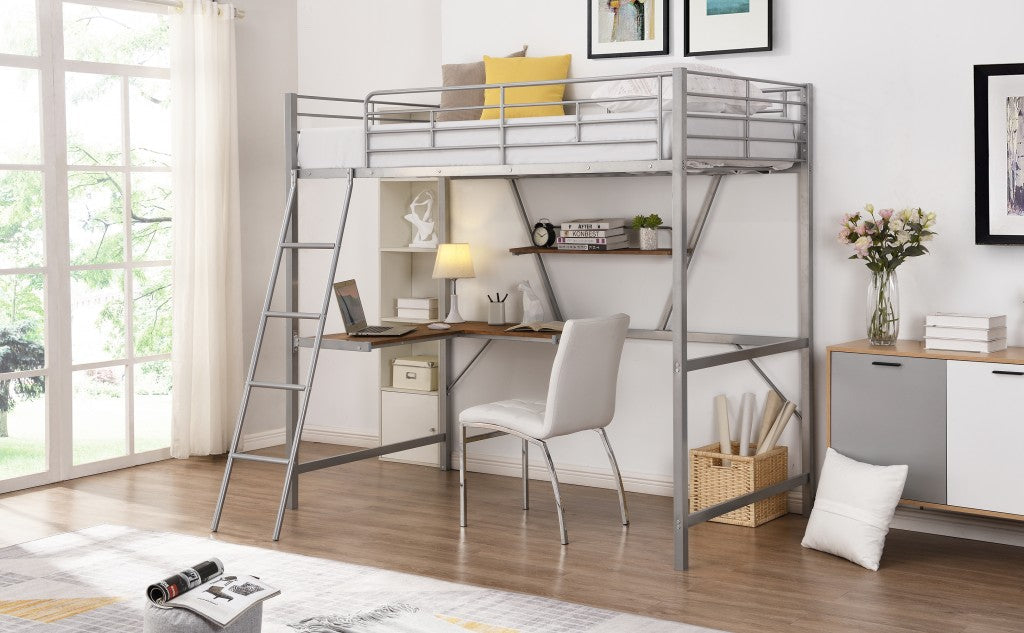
266;311;321;320
281;242;336;250
231;453;290;465
249;381;307;391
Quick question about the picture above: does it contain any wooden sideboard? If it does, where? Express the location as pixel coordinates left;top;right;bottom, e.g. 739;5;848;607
827;339;1024;521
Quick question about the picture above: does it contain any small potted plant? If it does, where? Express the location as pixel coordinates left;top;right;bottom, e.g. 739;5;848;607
632;213;663;250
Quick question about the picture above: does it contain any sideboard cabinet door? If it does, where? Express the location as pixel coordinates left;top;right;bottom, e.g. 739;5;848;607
947;361;1024;516
830;352;947;504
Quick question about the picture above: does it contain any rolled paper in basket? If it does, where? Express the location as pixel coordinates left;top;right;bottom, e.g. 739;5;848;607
738;392;755;457
146;558;224;604
756;390;783;449
758;401;797;455
714;394;732;457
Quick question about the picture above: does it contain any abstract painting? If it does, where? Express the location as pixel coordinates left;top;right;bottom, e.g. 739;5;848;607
974;64;1024;244
684;0;772;56
1008;96;1024;216
707;0;750;16
588;0;669;59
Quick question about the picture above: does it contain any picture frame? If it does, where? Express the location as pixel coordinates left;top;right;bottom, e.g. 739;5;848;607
683;0;773;57
587;0;670;60
974;63;1024;245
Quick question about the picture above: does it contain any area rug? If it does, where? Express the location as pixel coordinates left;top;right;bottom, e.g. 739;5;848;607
0;525;719;632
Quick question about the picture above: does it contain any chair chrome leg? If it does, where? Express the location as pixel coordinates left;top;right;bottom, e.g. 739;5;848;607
460;424;468;528
522;439;529;510
597;428;629;526
538;440;568;545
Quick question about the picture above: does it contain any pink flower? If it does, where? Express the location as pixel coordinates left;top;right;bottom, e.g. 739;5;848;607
855;222;867;236
879;209;894;220
836;227;851;244
853;235;871;257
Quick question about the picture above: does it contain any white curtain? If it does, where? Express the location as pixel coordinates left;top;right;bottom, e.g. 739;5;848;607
170;0;243;458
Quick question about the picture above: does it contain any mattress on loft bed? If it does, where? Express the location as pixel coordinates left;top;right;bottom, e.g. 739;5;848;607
296;111;801;171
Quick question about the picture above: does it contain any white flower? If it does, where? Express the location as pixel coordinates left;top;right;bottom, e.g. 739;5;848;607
922;233;935;242
853;235;872;257
889;218;905;232
896;230;911;245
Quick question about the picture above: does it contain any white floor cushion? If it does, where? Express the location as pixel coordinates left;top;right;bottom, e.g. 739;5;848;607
801;447;908;571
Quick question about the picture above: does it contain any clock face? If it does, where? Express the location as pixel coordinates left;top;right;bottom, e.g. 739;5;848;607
533;225;552;247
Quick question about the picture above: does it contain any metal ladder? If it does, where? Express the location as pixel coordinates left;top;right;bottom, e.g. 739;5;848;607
211;169;354;540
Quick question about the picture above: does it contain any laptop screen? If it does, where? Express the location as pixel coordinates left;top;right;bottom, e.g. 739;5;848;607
333;280;367;332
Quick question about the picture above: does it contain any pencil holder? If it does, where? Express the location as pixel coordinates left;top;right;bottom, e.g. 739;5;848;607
487;302;506;325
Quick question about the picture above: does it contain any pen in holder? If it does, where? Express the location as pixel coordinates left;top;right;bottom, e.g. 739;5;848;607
486;293;507;325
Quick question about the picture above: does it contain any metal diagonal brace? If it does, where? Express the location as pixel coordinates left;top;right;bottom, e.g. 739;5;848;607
508;179;563;321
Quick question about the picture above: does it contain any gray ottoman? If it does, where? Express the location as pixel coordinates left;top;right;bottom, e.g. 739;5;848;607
143;602;263;633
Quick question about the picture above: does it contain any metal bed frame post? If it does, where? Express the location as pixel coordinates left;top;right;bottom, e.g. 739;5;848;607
799;85;816;513
284;92;300;510
670;67;690;571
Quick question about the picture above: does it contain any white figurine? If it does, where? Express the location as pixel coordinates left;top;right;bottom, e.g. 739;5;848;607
404;190;438;248
516;280;545;324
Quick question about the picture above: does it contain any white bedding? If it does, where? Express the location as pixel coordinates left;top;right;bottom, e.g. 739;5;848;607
297;111;800;170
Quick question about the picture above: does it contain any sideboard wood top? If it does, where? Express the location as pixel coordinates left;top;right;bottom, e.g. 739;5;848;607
828;339;1024;365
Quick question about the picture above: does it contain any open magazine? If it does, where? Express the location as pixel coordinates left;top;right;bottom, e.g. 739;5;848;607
146;558;280;627
506;321;564;333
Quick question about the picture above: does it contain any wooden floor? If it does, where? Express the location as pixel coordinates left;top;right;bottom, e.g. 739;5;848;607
2;442;1024;633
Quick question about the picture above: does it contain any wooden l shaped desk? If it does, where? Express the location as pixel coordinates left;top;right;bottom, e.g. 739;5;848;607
306;321;561;352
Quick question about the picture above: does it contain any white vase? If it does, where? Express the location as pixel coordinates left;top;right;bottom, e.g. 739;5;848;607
639;227;658;250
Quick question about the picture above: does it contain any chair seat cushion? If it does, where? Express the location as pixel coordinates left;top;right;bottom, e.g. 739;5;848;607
460;399;546;438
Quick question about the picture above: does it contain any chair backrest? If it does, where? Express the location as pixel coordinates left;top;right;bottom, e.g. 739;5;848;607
541;313;630;439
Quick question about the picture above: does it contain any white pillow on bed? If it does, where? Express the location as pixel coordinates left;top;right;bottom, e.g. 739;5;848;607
801;448;908;571
591;63;769;114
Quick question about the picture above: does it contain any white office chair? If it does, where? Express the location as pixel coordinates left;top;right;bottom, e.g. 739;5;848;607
458;313;630;544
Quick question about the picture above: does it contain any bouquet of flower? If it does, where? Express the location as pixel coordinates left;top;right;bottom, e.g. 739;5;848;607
838;204;937;345
837;205;937;273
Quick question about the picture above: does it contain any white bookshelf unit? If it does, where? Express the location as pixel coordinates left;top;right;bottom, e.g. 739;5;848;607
378;178;448;467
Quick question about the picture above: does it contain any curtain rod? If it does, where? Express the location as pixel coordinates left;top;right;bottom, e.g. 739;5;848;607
135;0;246;19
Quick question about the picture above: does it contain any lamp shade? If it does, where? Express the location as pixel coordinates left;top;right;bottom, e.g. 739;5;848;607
432;243;475;279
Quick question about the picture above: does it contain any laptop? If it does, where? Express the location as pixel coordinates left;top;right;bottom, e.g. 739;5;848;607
333;279;416;337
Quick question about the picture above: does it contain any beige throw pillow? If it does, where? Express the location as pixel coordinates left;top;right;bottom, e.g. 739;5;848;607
438;46;527;122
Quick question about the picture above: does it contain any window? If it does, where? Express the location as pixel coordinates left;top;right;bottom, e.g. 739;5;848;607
0;0;172;490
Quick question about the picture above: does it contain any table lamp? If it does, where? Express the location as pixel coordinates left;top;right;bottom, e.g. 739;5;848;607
432;243;475;324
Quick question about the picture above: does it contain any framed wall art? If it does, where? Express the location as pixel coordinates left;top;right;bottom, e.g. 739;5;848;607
588;0;670;59
683;0;772;57
975;63;1024;245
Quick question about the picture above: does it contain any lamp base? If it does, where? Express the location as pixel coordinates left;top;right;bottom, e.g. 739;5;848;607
444;293;466;324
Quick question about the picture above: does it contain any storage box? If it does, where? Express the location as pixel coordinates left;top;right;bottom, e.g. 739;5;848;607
689;441;788;527
391;355;438;391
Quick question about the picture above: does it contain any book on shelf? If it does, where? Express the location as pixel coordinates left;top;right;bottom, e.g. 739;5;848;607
396;307;437;319
556;242;629;251
924;338;1008;353
924;325;1007;342
559;228;625;238
146;558;280;627
506;321;564;333
396;297;437;309
556;234;628;245
561;218;626;230
925;313;1007;329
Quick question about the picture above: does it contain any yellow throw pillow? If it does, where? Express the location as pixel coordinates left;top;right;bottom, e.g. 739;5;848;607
481;54;572;120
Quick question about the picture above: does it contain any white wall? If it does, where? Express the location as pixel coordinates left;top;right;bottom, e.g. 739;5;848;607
234;0;298;435
290;0;443;445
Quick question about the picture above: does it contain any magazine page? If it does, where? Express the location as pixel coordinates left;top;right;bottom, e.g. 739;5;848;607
165;574;281;626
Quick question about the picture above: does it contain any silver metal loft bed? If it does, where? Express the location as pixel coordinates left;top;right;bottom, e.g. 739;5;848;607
211;67;815;571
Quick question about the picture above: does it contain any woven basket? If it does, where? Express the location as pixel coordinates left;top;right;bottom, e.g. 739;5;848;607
689;441;788;527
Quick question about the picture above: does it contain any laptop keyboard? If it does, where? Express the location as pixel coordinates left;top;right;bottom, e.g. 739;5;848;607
360;325;391;334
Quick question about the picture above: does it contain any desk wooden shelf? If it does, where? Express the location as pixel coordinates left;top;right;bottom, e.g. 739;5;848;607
299;321;561;352
509;246;672;256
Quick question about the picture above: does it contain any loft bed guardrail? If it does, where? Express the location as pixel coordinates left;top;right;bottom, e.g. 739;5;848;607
214;67;814;573
290;69;808;178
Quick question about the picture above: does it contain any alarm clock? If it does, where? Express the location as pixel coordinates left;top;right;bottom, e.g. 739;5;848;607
532;218;556;248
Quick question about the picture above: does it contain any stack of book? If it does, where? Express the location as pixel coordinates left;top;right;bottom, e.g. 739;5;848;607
395;297;437;321
557;218;628;251
924;313;1007;353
